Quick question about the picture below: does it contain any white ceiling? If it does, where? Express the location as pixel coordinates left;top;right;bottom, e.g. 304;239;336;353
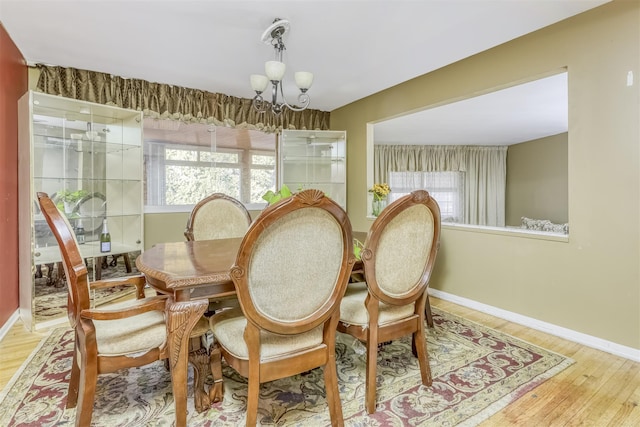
0;1;607;144
374;72;568;145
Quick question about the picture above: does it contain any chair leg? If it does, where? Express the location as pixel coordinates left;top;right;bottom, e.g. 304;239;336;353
246;376;260;427
54;262;65;288
45;263;55;285
75;356;98;427
425;293;434;328
66;346;81;409
95;257;103;280
209;343;224;404
323;356;345;426
123;253;132;273
413;326;433;386
365;337;379;414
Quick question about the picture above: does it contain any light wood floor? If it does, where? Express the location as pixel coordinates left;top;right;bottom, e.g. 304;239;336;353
1;296;638;426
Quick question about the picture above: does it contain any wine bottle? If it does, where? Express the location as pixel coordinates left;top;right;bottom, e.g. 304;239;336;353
75;219;85;245
100;218;111;253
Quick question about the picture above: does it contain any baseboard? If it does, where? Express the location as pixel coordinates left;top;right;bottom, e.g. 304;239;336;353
0;310;20;343
431;289;640;362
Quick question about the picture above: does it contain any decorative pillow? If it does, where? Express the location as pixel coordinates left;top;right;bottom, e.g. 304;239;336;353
521;217;550;231
521;217;569;234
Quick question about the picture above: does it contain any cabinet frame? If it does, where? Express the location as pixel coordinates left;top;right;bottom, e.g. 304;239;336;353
18;91;144;330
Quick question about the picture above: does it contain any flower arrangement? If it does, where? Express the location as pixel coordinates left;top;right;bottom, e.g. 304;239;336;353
369;183;391;201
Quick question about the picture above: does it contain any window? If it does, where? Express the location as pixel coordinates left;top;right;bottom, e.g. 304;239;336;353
143;121;276;212
388;171;465;222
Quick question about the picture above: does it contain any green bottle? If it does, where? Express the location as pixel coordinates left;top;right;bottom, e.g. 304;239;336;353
100;218;111;253
75;219;85;245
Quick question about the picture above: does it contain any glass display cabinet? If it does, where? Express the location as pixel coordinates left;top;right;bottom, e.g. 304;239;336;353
278;130;347;210
18;91;144;330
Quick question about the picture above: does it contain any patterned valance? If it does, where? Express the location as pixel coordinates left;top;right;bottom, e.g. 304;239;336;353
35;64;330;133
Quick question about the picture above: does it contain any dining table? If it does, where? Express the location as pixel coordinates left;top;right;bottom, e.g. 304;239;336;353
134;231;368;423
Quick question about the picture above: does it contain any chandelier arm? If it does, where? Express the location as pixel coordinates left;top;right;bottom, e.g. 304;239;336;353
252;93;268;113
277;82;311;112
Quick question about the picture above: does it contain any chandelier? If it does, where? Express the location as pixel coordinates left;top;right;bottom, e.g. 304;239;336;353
250;18;313;115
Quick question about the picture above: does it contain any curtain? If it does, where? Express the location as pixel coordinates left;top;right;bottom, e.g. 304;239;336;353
35;64;330;133
375;144;507;226
463;146;507;226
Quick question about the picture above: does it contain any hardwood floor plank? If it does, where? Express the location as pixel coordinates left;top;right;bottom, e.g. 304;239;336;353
536;348;622;425
0;322;48;389
575;359;640;426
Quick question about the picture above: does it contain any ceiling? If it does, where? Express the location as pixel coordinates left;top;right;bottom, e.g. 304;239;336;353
1;1;607;145
374;72;568;146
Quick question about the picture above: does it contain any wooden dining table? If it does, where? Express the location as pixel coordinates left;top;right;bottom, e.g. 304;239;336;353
134;231;368;424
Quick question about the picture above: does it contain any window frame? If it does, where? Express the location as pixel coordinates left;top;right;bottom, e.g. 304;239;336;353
388;170;465;223
144;140;276;213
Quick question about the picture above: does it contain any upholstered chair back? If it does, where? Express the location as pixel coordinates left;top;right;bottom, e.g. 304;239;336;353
248;207;343;323
374;204;434;298
232;188;354;335
185;193;251;241
361;189;441;307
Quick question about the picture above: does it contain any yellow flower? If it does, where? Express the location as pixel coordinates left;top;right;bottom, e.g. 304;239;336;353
369;183;391;201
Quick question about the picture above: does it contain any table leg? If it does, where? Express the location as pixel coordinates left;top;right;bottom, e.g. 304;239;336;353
189;346;211;413
166;298;208;427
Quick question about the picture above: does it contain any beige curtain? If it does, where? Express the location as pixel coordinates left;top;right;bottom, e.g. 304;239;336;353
374;144;507;226
374;145;466;182
35;64;330;133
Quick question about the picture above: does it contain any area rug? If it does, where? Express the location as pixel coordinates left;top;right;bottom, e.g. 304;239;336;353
0;307;573;426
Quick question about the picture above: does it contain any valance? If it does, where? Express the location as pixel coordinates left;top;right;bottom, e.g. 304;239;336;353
35;64;330;133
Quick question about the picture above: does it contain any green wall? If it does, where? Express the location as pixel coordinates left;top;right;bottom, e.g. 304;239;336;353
331;1;639;349
506;133;568;226
144;210;262;249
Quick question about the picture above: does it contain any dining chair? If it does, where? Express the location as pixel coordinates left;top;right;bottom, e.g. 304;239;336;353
338;189;441;414
36;192;206;427
184;192;252;242
184;193;252;409
185;192;252;315
208;189;355;427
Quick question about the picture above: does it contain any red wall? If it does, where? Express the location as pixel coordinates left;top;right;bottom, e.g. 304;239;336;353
0;23;27;328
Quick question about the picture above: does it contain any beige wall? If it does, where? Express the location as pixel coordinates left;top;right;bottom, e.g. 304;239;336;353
331;1;639;349
506;133;568;226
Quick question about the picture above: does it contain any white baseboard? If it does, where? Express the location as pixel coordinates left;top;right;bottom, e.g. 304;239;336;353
431;289;640;362
0;310;20;343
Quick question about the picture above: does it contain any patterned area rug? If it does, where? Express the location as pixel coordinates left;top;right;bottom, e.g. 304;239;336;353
0;308;573;426
34;252;141;324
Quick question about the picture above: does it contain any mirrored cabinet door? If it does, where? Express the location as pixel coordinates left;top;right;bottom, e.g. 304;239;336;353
18;91;144;330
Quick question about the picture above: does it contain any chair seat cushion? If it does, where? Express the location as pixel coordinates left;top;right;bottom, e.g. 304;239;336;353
190;316;211;339
92;299;166;357
339;282;415;326
209;308;323;361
